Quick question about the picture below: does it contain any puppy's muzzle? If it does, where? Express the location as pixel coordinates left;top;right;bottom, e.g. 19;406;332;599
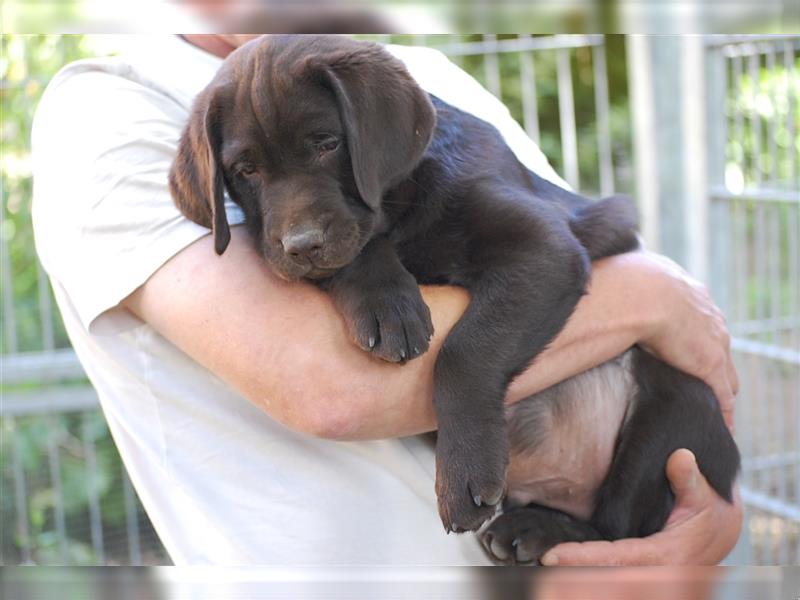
281;224;324;263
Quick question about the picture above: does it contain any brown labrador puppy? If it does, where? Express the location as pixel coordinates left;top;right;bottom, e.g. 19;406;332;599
170;35;739;563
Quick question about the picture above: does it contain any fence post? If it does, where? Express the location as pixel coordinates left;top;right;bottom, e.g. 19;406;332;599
627;35;660;252
682;35;709;283
628;35;713;279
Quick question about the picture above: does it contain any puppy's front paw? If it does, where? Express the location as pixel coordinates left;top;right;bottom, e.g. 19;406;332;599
435;430;508;533
481;505;600;565
340;282;434;363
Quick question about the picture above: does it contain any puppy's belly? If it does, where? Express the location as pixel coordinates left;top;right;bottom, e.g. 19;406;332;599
505;351;637;521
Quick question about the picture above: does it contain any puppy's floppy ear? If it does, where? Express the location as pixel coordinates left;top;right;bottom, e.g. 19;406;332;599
169;86;231;255
309;43;436;209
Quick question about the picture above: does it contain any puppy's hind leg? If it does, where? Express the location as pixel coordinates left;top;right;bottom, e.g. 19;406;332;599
589;348;740;540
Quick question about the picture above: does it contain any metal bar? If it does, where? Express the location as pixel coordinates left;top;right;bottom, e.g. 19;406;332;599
740;487;800;522
731;315;800;336
709;187;800;203
749;53;763;186
732;54;745;193
733;199;748;326
2;387;100;416
766;50;779;187
740;352;755;492
46;414;69;564
742;452;800;471
628;35;659;250
435;34;604;57
717;51;729;189
731;338;800;365
705;34;800;47
592;42;614;196
721;40;800;59
754;202;766;331
36;260;55;352
790;206;800;355
82;414;105;564
482;35;501;99
1;215;18;354
122;469;141;565
786;41;797;188
767;203;786;563
707;50;731;313
518;35;540;145
556;47;579;190
683;35;708;282
790;206;800;517
10;416;33;564
2;348;87;385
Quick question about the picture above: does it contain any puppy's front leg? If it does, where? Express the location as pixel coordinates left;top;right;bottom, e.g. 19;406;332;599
434;211;591;533
324;237;434;363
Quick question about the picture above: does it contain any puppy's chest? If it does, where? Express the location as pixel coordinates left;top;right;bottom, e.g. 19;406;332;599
395;230;473;286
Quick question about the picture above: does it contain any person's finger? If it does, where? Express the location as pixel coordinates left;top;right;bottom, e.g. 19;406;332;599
542;537;664;566
665;449;708;510
705;371;735;433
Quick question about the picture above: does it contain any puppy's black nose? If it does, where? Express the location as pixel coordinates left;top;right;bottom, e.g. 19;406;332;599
281;226;324;259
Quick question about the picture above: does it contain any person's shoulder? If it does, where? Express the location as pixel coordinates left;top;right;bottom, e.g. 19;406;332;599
383;44;455;84
33;56;164;149
34;36;219;137
36;56;129;117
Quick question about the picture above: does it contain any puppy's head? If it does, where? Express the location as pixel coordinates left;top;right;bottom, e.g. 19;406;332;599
169;35;436;280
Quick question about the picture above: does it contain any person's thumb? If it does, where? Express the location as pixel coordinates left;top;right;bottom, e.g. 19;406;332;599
666;448;705;508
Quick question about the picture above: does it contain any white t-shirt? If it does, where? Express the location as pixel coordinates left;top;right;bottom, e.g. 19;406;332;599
31;35;567;566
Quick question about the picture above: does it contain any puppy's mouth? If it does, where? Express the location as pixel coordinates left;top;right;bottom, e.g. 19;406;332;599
266;254;349;282
303;265;340;280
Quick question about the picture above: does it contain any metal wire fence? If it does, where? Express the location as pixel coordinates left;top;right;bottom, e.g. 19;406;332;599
704;35;800;565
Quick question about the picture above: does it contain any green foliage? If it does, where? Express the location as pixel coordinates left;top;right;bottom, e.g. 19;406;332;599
1;35;90;354
2;34;167;565
1;410;165;565
724;52;800;189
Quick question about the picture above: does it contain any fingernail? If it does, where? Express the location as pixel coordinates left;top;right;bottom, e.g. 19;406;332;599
540;552;559;566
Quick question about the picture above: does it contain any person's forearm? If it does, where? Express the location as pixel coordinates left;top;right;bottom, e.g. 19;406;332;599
126;229;663;441
349;251;664;440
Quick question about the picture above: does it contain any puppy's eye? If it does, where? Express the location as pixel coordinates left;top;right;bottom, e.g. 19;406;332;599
312;134;340;154
235;162;258;178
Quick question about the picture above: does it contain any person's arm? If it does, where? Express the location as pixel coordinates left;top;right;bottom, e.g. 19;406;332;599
123;225;736;440
510;249;738;430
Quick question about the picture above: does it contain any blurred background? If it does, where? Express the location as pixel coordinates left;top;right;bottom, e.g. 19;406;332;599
1;33;799;566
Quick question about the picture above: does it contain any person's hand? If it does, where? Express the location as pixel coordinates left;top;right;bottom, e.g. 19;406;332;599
637;252;738;431
540;449;743;566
